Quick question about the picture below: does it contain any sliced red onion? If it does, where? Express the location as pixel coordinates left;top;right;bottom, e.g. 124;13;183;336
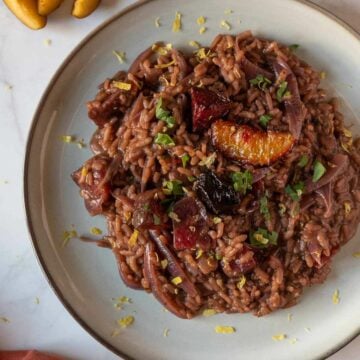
149;229;199;297
272;57;305;139
315;183;333;218
143;242;188;319
129;46;153;74
240;56;274;81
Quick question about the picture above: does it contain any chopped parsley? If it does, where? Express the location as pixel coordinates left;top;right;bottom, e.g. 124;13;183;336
199;153;216;168
156;98;176;128
260;195;270;220
153;214;161;225
288;44;300;51
259;114;272;128
163;180;184;196
249;75;272;90
276;81;290;102
231;170;253;194
285;181;305;201
278;203;287;216
250;228;278;248
298;154;309;168
180;154;190;168
154;133;175;146
312;160;326;182
187;176;196;182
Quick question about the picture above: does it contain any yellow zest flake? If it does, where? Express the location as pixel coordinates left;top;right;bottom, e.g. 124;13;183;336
203;309;217;317
195;48;214;61
0;317;10;323
155;16;161;28
62;228;78;248
112;50;126;64
171;276;182;286
81;167;88;178
117;296;132;304
215;325;235;334
196;16;205;25
111;328;120;337
161;259;168;269
237;275;246;290
43;39;52;46
4;83;13;91
128;230;139;247
199;26;207;35
289;338;298;344
90;227;102;235
196;249;203;259
353;252;360;258
332;289;340;304
213;217;222;224
172;11;182;32
272;334;287;341
112;81;132;91
343;128;353;138
224;9;233;14
304;327;311;333
319;71;326;79
155;60;176;69
35;297;40;304
287;313;293;322
344;202;351;216
163;328;170;337
117;315;134;328
61;135;75;143
189;40;201;49
220;20;231;30
124;211;132;222
77;139;86;149
152;43;172;55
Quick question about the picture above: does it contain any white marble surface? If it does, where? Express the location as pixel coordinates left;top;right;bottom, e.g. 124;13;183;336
0;0;359;359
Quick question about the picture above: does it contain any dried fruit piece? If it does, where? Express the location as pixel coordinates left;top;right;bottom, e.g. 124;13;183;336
190;87;231;131
38;0;63;15
211;120;295;166
72;0;100;18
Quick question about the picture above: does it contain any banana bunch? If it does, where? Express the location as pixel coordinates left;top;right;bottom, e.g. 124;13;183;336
4;0;101;29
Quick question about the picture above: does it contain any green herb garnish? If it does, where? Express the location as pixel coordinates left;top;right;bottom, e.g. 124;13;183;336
163;180;184;196
285;181;305;201
276;81;290;102
231;170;253;194
187;176;196;182
154;133;175;146
153;214;161;225
259;114;272;128
180;154;190;168
289;44;300;51
156;98;176;128
298;155;309;168
249;75;272;90
250;228;278;248
143;203;150;211
260;195;270;220
312;160;326;182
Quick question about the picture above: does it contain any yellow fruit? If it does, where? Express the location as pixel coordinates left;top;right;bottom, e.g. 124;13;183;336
4;0;46;30
38;0;63;16
72;0;100;19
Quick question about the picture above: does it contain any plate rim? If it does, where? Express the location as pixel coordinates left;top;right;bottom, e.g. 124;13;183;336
23;0;360;359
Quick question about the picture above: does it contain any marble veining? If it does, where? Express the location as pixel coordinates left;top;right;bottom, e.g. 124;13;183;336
0;0;359;359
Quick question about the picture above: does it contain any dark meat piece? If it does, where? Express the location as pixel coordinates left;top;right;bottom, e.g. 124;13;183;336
132;198;168;231
190;87;231;131
71;155;111;216
172;197;214;251
194;170;239;214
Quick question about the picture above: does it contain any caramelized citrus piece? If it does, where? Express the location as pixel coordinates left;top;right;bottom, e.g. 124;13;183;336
211;120;295;166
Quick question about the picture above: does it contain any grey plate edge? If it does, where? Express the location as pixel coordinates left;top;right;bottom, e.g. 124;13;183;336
22;0;360;359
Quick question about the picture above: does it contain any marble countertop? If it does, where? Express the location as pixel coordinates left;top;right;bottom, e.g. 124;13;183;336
0;0;359;359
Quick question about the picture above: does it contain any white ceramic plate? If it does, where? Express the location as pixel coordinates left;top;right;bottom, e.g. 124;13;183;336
24;0;360;359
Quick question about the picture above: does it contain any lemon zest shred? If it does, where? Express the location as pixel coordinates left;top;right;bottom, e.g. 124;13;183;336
343;128;353;138
4;83;13;91
305;327;311;333
128;230;139;247
203;309;217;317
35;297;40;304
237;275;246;290
77;139;86;149
163;328;170;337
0;317;10;323
117;315;134;328
112;50;126;64
90;227;102;235
161;259;168;269
189;40;201;49
353;252;360;258
152;43;172;55
81;167;88;178
172;11;182;32
155;17;161;28
196;16;206;25
213;217;222;224
272;334;287;341
287;313;293;322
155;60;176;69
111;329;120;337
215;325;235;334
43;39;52;46
344;202;351;216
61;135;75;143
332;289;340;304
319;71;326;79
224;9;233;14
199;26;207;35
289;338;298;344
171;276;183;286
112;81;132;91
220;20;231;30
195;249;203;259
62;228;78;248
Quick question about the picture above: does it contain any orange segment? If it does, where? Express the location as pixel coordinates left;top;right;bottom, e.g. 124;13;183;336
211;120;295;166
